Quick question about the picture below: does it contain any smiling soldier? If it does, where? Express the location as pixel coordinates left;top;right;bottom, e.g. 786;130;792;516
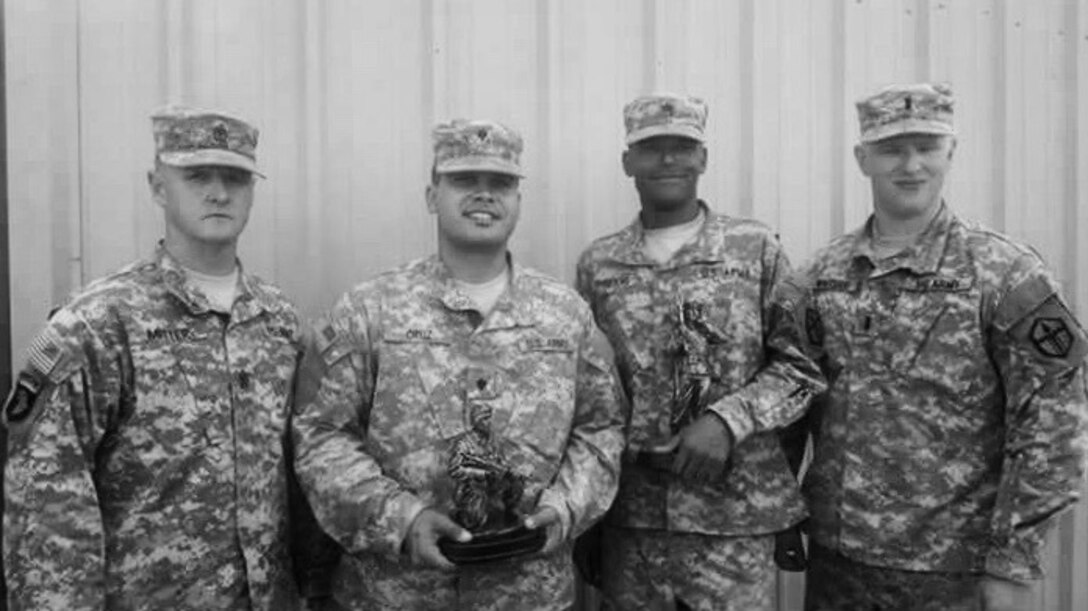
792;83;1088;611
575;94;824;611
292;118;628;610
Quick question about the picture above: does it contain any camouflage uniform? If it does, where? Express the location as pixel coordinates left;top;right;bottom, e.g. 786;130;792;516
794;204;1088;608
3;245;310;610
292;254;628;611
576;203;825;610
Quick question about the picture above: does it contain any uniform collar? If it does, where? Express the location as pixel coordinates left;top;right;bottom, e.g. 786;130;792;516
154;242;276;320
850;202;954;277
423;252;537;328
613;200;727;267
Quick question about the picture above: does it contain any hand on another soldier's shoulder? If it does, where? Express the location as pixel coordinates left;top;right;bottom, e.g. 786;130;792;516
980;576;1033;611
673;412;735;485
404;507;470;570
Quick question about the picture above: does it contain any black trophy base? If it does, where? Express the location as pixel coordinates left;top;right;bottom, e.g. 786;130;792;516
629;448;676;472
439;524;547;566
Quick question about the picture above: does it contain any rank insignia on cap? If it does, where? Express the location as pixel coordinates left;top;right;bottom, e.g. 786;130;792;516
152;105;264;176
623;93;708;145
855;82;955;143
432;119;525;177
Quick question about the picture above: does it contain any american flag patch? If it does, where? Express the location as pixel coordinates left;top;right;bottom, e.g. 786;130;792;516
26;327;64;377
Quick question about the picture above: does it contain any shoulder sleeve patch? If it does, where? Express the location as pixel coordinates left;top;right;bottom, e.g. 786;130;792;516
3;371;49;428
1008;294;1088;363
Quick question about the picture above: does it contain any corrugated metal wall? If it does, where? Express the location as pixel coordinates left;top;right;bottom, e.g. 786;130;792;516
5;1;1087;608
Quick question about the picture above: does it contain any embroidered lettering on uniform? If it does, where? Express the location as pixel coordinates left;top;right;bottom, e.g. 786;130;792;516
814;279;852;292
145;327;192;344
697;265;755;280
405;328;434;341
1030;317;1074;358
906;277;967;292
524;337;574;352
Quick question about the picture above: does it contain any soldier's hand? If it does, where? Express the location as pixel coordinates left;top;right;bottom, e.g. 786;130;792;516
524;504;564;553
979;576;1033;611
405;507;470;570
673;413;734;485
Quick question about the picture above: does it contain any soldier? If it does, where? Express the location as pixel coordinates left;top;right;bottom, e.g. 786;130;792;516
291;118;628;610
575;93;825;610
793;83;1088;611
2;107;335;610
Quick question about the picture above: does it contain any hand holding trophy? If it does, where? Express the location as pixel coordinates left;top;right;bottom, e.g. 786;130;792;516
438;372;546;565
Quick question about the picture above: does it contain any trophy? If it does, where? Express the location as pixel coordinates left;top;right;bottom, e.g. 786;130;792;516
438;371;546;565
631;300;724;472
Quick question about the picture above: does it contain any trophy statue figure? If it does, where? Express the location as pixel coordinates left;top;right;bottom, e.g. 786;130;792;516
630;300;726;473
671;300;723;434
447;399;525;531
439;372;545;565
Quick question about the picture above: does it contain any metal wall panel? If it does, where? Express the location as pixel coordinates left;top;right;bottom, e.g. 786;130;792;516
6;1;1087;608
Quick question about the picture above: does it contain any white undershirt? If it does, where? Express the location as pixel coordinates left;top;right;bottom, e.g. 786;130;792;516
455;270;509;316
184;266;240;313
642;208;706;264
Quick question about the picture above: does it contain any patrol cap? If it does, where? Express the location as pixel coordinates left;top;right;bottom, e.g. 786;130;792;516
623;93;708;145
856;83;955;144
152;105;263;176
432;119;524;178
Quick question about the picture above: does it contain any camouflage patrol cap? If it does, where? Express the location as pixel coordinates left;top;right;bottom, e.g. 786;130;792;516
623;93;708;145
432;119;524;177
152;105;263;176
856;83;955;143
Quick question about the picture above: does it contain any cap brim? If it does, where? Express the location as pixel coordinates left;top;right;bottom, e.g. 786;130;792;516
861;119;955;144
158;150;264;178
436;157;524;178
626;124;705;145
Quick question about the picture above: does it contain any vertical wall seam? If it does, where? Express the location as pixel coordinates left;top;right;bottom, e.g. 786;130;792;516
916;0;931;80
421;0;435;142
74;0;85;289
738;0;754;218
831;0;846;237
535;0;554;273
643;0;656;92
992;0;1007;233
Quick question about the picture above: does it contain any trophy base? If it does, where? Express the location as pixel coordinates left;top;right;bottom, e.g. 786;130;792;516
628;448;676;472
439;524;547;566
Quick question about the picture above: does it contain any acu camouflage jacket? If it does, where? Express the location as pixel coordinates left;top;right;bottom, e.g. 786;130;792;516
793;204;1088;581
576;204;825;536
3;245;312;610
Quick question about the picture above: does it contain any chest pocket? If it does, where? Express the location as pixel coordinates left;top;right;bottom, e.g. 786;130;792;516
371;328;459;458
889;277;982;394
499;332;578;464
106;329;224;490
593;272;656;375
678;264;762;388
